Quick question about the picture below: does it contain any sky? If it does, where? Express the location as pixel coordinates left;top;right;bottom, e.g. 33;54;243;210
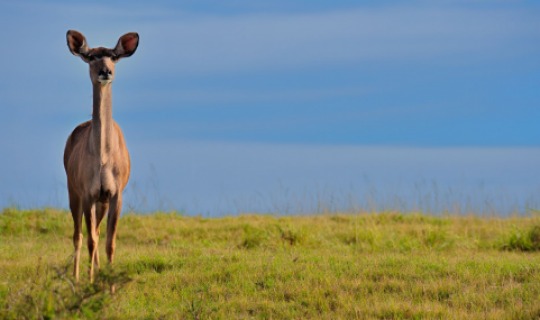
1;0;539;215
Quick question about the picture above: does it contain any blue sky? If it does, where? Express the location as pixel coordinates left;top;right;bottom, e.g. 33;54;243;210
1;1;539;215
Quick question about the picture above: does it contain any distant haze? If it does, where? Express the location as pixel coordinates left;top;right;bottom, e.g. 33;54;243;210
3;141;538;216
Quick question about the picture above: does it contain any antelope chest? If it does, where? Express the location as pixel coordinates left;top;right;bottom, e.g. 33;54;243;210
99;164;118;197
84;163;119;201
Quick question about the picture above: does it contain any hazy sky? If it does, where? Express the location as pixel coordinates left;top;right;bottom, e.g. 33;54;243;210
1;1;539;215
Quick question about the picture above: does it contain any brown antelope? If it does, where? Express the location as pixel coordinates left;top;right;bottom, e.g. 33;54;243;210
64;30;138;282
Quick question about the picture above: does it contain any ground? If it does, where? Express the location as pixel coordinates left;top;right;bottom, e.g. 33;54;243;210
1;208;540;319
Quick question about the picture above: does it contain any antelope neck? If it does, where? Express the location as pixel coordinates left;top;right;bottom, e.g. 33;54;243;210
91;83;114;164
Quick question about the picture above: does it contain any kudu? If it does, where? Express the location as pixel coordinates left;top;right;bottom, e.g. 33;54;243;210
64;30;138;282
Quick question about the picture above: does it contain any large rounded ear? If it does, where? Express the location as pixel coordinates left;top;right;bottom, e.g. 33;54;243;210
114;32;139;60
66;30;90;57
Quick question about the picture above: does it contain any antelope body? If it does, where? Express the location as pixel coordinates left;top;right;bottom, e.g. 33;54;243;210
64;30;139;282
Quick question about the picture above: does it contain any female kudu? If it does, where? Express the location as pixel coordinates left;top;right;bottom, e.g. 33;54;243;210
64;30;138;282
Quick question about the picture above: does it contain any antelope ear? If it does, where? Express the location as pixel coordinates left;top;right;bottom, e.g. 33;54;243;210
66;30;90;58
114;32;139;60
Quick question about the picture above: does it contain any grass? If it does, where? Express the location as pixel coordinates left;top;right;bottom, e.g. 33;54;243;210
1;208;540;319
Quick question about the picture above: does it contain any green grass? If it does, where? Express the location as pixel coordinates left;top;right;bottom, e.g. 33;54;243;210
2;208;540;319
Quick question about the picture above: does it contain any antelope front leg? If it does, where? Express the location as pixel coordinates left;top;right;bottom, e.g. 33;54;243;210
84;201;99;283
106;194;122;294
94;201;109;271
106;194;122;265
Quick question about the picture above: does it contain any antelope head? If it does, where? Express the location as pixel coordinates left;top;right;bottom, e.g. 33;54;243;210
66;30;139;86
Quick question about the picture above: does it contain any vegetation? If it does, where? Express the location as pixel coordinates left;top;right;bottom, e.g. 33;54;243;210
1;208;540;319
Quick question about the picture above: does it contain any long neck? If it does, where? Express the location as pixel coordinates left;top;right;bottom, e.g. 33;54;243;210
91;83;114;163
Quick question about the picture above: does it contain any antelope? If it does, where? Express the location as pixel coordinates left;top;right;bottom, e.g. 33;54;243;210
64;30;138;282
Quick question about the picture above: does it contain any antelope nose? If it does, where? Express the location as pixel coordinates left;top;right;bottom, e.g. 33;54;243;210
99;69;112;78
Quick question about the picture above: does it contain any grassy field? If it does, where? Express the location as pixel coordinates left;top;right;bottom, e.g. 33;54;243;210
1;208;540;319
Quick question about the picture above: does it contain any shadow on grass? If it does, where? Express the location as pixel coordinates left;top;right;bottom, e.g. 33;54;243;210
2;258;131;320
